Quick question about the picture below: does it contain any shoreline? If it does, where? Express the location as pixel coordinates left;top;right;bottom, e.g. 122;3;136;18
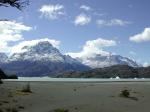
1;81;150;112
2;77;150;83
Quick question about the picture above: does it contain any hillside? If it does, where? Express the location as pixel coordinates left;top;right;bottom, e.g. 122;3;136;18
0;68;7;79
57;65;150;78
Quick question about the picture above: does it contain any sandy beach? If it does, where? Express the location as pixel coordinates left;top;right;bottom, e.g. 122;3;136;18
0;81;150;112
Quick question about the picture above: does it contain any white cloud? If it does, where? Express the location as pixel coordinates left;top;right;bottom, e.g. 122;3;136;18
129;51;136;56
0;20;32;42
67;38;116;58
0;20;32;52
143;62;149;67
39;4;65;20
0;41;10;52
129;28;150;42
80;5;91;11
11;38;61;54
74;13;91;26
96;19;130;27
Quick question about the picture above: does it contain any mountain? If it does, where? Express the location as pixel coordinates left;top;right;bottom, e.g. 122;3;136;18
0;41;90;77
0;41;140;77
74;54;139;68
0;68;7;79
0;53;8;63
57;65;150;78
9;41;66;62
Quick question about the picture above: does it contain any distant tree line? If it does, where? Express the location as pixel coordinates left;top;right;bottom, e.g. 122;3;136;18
0;68;18;84
0;68;18;79
57;65;150;78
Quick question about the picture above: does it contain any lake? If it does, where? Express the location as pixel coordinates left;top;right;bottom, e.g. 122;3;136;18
3;77;150;82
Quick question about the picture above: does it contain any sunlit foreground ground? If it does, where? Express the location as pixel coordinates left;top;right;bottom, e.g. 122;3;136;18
0;79;150;112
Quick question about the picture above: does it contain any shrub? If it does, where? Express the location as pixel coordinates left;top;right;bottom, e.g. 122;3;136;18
0;78;3;84
54;109;69;112
120;89;130;98
21;82;32;93
18;106;24;109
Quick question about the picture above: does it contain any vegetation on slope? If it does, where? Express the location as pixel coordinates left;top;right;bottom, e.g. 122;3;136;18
57;65;150;78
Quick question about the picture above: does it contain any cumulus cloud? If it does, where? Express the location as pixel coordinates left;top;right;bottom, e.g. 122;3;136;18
129;28;150;42
11;38;61;54
80;5;91;11
0;20;32;42
39;4;65;20
0;20;32;52
67;38;116;58
74;13;91;26
96;19;131;27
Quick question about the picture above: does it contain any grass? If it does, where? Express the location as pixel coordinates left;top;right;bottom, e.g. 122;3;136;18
5;107;18;112
120;89;130;98
18;106;25;109
3;101;9;104
0;79;3;84
21;82;32;93
8;92;13;97
54;109;69;112
73;88;77;91
119;89;138;101
11;108;18;112
15;90;31;96
12;82;32;96
0;109;3;112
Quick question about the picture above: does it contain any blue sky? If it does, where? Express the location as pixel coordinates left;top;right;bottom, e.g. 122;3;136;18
0;0;150;66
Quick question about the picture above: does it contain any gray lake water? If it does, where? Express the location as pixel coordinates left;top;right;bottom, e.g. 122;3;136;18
3;77;150;82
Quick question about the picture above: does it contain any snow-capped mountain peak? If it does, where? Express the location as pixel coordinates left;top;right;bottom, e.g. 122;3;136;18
19;41;60;54
8;40;82;65
72;53;139;68
0;40;90;76
9;41;63;61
